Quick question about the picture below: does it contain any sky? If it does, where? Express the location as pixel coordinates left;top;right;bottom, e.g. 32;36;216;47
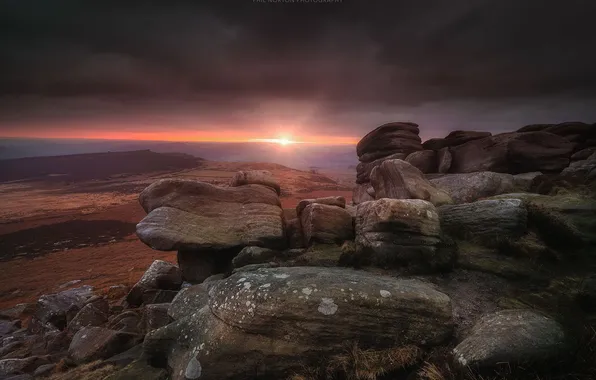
0;0;595;144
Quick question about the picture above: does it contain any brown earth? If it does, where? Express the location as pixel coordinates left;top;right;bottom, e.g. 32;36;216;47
0;160;355;309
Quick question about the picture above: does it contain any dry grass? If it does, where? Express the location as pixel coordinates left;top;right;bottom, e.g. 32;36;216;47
48;361;119;380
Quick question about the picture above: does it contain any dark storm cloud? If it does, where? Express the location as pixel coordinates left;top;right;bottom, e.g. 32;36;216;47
0;0;595;135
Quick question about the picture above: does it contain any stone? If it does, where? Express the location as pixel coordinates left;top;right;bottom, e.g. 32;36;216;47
0;304;35;322
284;218;304;249
168;284;209;321
140;290;179;306
561;153;596;179
430;172;516;204
137;205;285;252
144;267;453;380
405;150;437;173
139;179;280;214
352;183;375;205
571;147;596;161
0;357;50;377
232;246;279;268
230;170;280;195
300;204;354;246
357;122;422;162
422;131;491;151
106;285;129;301
296;196;346;216
453;309;568;368
512;172;542;191
356;153;408;184
449;132;572;174
437;147;452;173
32;363;55;377
0;320;19;339
143;304;171;332
68;327;141;364
355;199;446;268
67;303;108;334
107;311;141;335
35;286;95;330
439;199;528;247
370;160;452;206
126;260;181;307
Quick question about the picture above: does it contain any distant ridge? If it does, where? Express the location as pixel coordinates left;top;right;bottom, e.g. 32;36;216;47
0;150;203;182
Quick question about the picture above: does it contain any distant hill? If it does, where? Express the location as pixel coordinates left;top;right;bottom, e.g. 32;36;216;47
0;150;202;182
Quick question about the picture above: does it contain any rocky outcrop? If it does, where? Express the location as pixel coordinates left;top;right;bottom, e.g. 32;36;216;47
405;150;437;173
356;122;422;163
437;147;452;173
453;309;568;369
355;199;449;269
35;286;95;330
422;131;491;151
68;327;141;364
439;199;528;246
231;246;278;268
144;267;453;380
356;152;407;184
126;260;182;307
370;160;452;206
430;172;517;204
449;132;573;174
230;170;280;195
296;196;346;215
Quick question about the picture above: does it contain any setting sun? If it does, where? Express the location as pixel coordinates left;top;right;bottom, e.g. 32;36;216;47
250;137;296;145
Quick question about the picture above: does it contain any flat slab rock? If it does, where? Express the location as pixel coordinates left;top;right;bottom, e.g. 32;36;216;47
144;266;454;380
453;309;568;368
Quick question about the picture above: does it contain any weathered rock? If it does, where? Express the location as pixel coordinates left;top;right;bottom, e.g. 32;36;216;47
0;320;19;339
356;153;408;184
137;205;285;252
144;267;453;380
453;309;568;368
357;122;422;162
0;304;35;323
69;327;141;364
168;284;209;321
561;153;596;178
512;172;542;191
35;286;95;330
230;170;280;195
449;132;572;174
67;303;108;334
370;160;452;206
32;363;55;377
107;311;142;335
422;131;491;151
140;290;179;306
571;147;596;161
232;246;278;268
405;150;437;174
439;199;528;246
437;147;452;173
139;179;280;214
296;196;346;216
430;172;516;204
0;356;50;377
300;204;354;245
143;304;171;332
356;199;446;268
127;260;182;307
352;183;375;205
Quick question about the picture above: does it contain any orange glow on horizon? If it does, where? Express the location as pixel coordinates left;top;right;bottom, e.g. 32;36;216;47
0;128;359;145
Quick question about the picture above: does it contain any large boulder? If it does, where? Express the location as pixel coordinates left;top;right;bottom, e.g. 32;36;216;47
437;147;452;173
137;205;285;251
126;260;182;307
439;199;528;246
449;132;572;174
355;199;447;268
430;172;516;204
422;131;491;151
405;150;437;174
144;267;453;380
230;170;280;195
300;204;354;245
68;327;141;364
356;153;408;184
352;183;375;205
35;286;95;330
453;309;568;369
232;246;278;268
356;122;422;163
571;147;596;161
67;303;109;334
370;160;452;206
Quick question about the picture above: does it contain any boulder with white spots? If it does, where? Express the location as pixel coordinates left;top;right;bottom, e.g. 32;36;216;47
452;309;569;369
143;266;453;380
